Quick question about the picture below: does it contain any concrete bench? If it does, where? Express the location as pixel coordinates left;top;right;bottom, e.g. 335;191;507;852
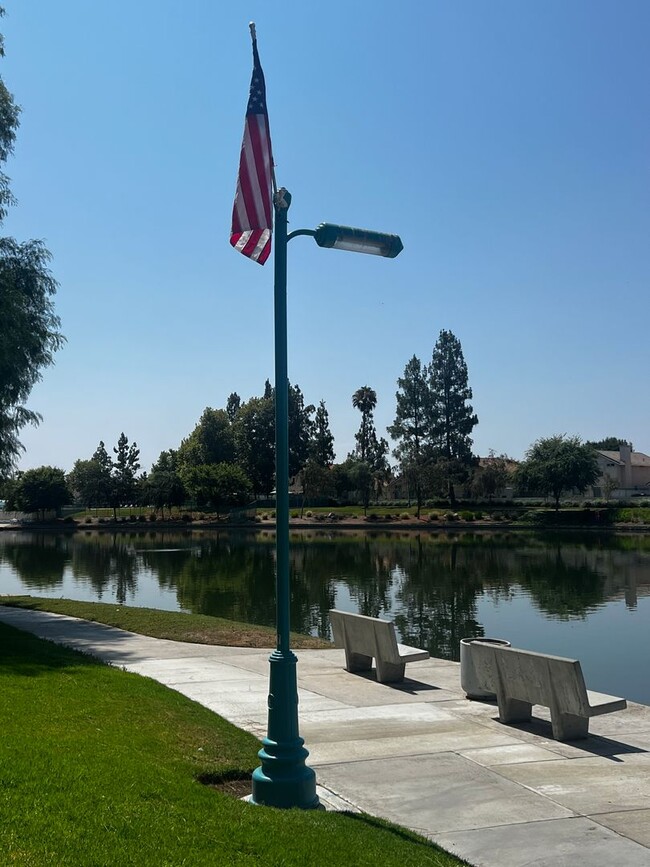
469;641;627;740
329;609;429;683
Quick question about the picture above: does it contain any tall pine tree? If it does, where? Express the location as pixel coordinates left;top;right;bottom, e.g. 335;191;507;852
309;400;335;467
428;330;478;463
388;355;431;515
426;330;478;503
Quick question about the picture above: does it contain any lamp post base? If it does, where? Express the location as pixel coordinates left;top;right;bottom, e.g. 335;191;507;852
250;649;319;809
251;762;319;810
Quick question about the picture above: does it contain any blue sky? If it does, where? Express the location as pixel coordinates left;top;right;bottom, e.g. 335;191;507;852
4;0;649;474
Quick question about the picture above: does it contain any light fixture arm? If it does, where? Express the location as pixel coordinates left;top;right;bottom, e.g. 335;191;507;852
286;228;316;243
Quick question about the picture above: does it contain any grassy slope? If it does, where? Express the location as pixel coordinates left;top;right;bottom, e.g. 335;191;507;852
0;623;464;866
0;596;330;649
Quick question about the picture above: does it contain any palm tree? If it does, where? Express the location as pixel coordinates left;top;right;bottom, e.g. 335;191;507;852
352;386;377;464
352;385;377;416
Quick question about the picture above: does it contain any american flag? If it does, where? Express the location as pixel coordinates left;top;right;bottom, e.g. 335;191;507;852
230;33;274;265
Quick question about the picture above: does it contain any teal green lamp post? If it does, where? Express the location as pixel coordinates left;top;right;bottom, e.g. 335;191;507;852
250;187;403;809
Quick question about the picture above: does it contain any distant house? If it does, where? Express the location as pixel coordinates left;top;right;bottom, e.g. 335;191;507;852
593;444;650;499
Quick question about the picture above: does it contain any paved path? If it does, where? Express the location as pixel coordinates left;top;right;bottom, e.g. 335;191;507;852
1;606;649;867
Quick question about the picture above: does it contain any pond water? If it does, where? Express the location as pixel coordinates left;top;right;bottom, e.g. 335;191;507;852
1;528;649;704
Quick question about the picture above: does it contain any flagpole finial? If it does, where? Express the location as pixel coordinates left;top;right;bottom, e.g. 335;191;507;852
249;22;256;42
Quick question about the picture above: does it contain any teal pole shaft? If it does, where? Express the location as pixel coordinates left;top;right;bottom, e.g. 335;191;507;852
274;192;290;656
250;189;319;809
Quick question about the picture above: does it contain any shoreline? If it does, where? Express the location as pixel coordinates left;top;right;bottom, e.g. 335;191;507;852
2;517;650;534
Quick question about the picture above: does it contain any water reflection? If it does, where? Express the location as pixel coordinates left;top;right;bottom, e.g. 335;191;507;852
1;529;649;696
70;533;141;603
1;533;69;590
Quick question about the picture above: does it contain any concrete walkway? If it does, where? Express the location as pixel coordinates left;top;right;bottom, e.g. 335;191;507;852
1;606;649;867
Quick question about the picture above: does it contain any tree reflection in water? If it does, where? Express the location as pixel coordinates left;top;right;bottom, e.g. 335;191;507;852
1;529;650;665
0;533;69;590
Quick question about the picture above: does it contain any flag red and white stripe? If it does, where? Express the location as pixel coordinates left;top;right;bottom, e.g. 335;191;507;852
230;34;274;265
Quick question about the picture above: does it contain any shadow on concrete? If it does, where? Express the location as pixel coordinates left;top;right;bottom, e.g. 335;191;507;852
490;715;648;760
344;669;445;695
389;677;445;696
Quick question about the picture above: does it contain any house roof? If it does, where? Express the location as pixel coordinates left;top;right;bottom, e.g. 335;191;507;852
478;456;519;472
598;450;650;467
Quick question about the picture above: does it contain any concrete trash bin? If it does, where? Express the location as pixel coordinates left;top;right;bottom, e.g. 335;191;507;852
460;637;511;700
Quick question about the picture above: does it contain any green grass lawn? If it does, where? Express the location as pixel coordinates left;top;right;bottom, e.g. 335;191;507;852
0;622;466;866
0;596;329;649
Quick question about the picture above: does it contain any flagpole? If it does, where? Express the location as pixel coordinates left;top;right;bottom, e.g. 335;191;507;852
234;24;401;810
250;186;319;809
249;22;278;198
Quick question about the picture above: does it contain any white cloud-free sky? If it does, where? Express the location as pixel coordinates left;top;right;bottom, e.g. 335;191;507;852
4;0;649;473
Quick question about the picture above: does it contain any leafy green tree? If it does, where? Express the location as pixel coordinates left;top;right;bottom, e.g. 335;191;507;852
226;392;241;422
516;435;600;510
67;441;113;509
330;457;373;505
300;459;336;515
428;330;478;503
348;459;375;514
183;462;251;517
309;400;335;467
234;381;315;496
586;437;633;451
5;465;71;519
147;450;185;517
150;449;178;474
471;452;513;500
602;473;618;500
235;396;275;496
330;460;356;503
111;433;140;517
300;397;336;513
0;12;18;222
210;463;252;514
288;384;314;478
67;459;109;509
92;441;113;505
423;456;470;501
388;355;431;516
178;408;235;469
0;14;64;475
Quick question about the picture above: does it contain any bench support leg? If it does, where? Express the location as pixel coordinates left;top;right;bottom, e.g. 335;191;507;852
498;696;532;724
552;712;589;741
376;660;406;684
345;651;372;673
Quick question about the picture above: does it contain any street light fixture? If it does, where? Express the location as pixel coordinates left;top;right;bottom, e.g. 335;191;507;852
287;223;404;258
250;187;403;810
313;223;404;258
